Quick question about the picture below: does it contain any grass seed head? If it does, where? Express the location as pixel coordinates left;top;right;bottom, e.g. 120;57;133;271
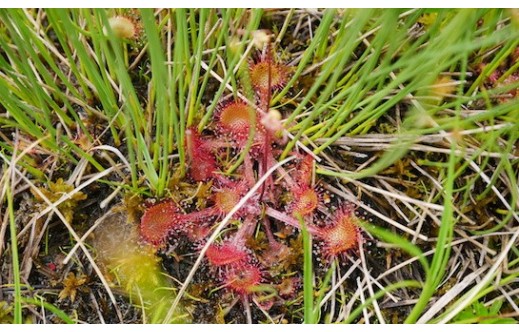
251;29;272;49
106;16;138;39
260;109;284;137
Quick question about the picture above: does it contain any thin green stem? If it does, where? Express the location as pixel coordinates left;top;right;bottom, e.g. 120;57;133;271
7;177;22;323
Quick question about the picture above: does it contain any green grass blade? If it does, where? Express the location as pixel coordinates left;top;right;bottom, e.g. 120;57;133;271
6;172;22;323
301;215;315;324
22;297;75;324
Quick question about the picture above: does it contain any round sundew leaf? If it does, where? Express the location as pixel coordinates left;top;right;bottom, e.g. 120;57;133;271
213;181;248;215
318;207;359;259
214;188;241;214
216;100;255;141
224;263;262;294
206;243;248;267
185;128;217;182
249;61;288;92
140;201;182;245
290;187;319;217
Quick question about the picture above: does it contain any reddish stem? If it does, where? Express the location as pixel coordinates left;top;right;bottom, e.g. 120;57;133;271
258;43;274;202
264;206;320;235
231;214;258;246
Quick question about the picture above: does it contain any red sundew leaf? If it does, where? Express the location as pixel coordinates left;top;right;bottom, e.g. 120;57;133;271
215;100;256;142
259;239;292;268
317;206;360;259
185;221;212;242
140;201;183;246
249;55;288;93
224;262;262;295
295;153;314;187
289;187;319;217
206;243;248;267
185;127;217;182
277;277;301;298
214;187;242;214
213;181;249;215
